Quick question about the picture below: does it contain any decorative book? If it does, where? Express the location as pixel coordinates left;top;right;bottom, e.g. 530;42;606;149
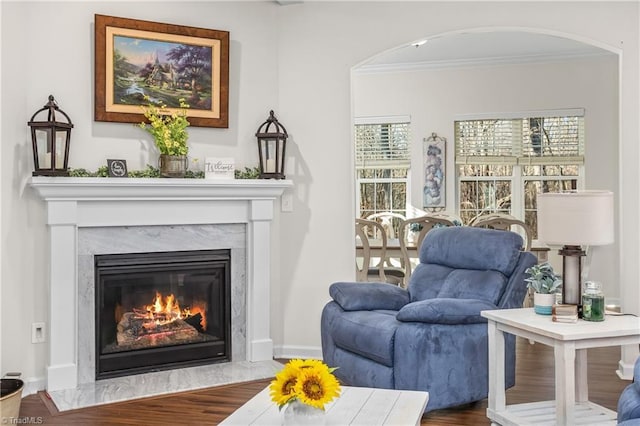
552;304;578;323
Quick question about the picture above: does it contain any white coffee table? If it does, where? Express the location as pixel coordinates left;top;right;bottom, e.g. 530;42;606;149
482;307;640;426
220;385;429;425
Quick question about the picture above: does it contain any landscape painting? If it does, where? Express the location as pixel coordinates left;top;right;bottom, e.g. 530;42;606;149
113;36;213;111
95;15;229;128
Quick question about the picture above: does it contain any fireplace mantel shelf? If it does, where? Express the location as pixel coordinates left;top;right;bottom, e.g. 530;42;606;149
29;177;292;201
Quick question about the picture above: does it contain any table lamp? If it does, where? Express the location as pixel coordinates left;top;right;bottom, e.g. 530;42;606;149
536;190;614;310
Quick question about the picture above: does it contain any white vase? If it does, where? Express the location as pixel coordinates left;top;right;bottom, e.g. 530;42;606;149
282;400;326;426
533;292;556;315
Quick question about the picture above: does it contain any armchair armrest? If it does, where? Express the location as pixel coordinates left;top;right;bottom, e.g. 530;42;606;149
329;282;410;311
396;298;498;324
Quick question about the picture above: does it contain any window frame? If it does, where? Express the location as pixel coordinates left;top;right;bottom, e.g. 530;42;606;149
354;116;411;220
455;110;585;236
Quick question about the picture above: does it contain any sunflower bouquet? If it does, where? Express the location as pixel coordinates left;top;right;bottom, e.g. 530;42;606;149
269;359;341;411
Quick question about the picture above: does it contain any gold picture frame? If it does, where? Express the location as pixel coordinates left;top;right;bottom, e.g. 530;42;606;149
95;14;229;128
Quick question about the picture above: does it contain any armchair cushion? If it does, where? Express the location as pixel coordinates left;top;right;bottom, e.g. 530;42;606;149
329;282;410;311
329;308;401;367
396;298;497;324
437;270;508;305
420;226;523;276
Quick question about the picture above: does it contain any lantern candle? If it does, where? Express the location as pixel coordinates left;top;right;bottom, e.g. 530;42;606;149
255;110;287;179
28;95;73;176
42;154;51;169
266;158;276;173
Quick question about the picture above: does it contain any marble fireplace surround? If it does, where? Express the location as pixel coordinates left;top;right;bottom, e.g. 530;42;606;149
29;177;292;406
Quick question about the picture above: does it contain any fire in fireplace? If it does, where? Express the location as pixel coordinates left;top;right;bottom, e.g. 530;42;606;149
95;249;231;379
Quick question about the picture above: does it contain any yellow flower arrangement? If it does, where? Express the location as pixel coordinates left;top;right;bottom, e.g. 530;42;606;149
138;97;190;156
269;359;341;411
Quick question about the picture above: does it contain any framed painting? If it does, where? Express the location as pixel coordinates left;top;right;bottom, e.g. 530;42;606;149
423;133;446;208
95;14;229;128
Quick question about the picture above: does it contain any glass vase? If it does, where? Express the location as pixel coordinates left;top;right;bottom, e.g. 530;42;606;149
282;400;325;426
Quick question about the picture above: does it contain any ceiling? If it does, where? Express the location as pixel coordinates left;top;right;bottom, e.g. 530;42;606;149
357;31;615;73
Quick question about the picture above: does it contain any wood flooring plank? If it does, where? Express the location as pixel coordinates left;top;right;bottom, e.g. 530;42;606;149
15;338;631;425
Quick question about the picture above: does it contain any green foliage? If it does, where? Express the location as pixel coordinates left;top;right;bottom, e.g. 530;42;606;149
69;164;258;180
95;166;109;177
184;169;205;179
139;97;190;156
234;166;261;179
127;165;161;178
68;167;108;177
69;168;93;177
525;262;562;294
70;164;168;178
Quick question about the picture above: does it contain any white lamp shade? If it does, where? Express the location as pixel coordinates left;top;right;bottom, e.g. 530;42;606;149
537;190;614;246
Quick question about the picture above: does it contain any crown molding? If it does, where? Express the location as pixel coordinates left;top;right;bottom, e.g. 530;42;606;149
355;51;612;75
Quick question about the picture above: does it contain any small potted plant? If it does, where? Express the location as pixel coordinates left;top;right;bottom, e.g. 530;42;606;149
524;262;562;315
139;97;190;178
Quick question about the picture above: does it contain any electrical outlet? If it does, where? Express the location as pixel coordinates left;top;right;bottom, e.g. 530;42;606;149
32;322;46;344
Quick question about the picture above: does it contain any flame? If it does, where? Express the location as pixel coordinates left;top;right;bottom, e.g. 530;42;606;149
132;291;207;330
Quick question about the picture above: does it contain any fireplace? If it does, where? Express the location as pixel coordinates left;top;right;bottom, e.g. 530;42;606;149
95;249;231;379
30;177;291;392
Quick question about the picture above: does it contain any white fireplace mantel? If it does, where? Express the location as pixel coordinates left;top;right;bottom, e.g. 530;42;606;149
29;177;292;392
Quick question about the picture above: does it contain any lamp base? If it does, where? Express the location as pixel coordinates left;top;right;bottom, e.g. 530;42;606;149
559;245;585;317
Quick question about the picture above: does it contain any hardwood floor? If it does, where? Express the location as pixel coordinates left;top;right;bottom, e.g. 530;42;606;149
17;338;631;425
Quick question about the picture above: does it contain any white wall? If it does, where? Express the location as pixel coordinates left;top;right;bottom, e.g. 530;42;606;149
2;1;639;388
353;55;619;301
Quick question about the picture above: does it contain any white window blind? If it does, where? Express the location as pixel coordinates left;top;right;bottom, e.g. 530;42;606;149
355;118;410;169
455;110;584;166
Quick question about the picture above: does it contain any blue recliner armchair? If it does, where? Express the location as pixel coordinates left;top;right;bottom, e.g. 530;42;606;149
618;356;640;425
321;226;536;412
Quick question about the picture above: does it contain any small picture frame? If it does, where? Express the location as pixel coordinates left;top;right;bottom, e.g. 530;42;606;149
205;157;235;179
107;159;128;177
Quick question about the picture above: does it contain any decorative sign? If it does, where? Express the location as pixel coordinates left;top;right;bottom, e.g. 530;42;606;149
107;159;128;177
205;157;235;179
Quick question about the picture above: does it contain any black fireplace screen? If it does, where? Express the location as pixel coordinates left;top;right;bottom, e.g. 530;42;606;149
95;249;231;379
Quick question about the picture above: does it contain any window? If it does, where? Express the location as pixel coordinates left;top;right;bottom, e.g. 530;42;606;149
455;110;584;238
355;116;410;235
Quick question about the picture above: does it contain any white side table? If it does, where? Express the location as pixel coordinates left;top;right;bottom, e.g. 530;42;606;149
482;308;640;426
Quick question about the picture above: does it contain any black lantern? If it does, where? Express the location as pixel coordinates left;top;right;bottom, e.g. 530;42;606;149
28;95;73;176
255;110;287;179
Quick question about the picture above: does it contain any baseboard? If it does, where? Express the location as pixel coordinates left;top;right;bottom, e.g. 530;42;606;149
273;345;322;360
22;376;46;396
617;359;635;380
